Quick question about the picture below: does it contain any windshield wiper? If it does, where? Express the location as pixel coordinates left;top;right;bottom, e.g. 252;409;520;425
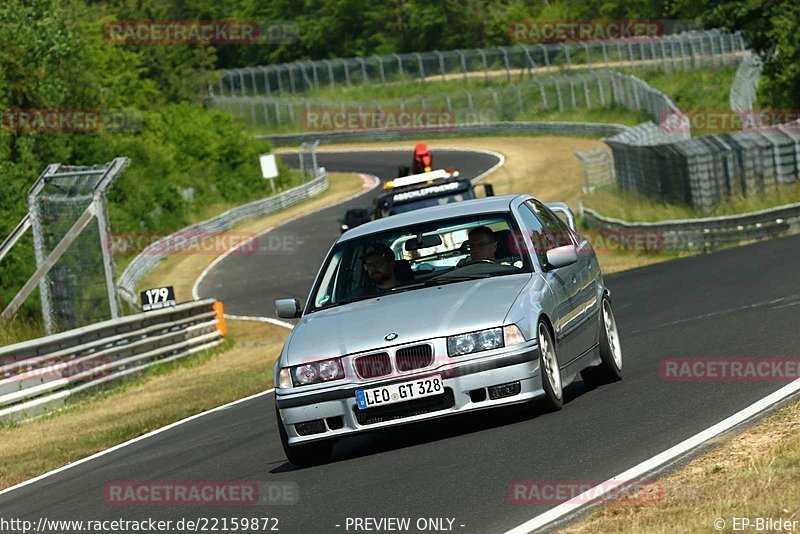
391;273;493;292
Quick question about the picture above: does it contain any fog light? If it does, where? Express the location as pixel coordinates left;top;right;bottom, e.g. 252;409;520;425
488;381;521;400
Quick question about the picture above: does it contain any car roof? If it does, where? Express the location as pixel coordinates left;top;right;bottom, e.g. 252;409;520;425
340;194;528;242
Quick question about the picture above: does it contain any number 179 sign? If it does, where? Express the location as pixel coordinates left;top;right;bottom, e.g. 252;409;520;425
140;286;176;311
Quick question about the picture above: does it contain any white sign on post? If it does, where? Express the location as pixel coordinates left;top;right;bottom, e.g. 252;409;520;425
259;153;279;192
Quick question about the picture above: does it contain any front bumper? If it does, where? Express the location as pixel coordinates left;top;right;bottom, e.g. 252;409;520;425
275;340;542;445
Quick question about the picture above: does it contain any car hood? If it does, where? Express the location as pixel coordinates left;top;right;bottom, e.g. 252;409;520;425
283;273;530;364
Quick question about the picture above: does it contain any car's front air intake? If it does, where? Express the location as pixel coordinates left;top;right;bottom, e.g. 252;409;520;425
353;388;455;425
354;353;392;378
395;344;434;371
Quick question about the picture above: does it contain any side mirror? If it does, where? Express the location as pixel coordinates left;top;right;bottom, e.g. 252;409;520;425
483;183;495;197
546;245;578;269
276;298;302;319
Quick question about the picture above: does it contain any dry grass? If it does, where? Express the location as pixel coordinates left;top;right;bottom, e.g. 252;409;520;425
0;317;46;346
584;182;800;223
561;401;800;533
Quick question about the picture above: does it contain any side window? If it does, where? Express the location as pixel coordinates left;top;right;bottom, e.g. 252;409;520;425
526;200;574;251
313;250;342;307
514;202;548;267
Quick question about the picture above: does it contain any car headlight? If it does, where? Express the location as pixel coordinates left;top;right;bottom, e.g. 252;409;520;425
447;325;526;357
279;358;345;388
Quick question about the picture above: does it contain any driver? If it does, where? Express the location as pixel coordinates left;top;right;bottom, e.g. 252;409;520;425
457;226;497;266
361;243;401;293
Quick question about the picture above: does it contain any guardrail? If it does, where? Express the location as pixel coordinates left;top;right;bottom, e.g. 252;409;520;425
0;299;225;424
259;121;628;147
581;202;800;251
117;166;328;308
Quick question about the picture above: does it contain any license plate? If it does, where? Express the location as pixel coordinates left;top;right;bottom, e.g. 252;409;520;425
355;375;444;409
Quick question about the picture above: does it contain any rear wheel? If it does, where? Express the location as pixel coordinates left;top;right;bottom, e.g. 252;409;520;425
581;296;623;387
276;407;333;467
537;320;563;411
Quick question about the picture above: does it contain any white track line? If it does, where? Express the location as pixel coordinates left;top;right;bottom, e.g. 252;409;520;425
0;388;275;498
504;378;800;534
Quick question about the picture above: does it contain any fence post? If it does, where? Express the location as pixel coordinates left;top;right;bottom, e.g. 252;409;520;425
413;52;425;82
394;53;403;76
436;51;445;81
456;50;467;82
374;55;386;84
478;49;488;81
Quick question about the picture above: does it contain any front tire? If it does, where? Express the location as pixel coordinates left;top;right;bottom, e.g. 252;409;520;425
537;320;563;411
276;407;333;467
581;296;623;387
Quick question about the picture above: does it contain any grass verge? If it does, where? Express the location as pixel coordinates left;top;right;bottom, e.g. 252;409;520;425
584;182;800;222
561;401;800;533
0;318;47;347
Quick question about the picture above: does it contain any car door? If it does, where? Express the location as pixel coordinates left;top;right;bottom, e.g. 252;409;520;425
516;201;584;364
572;229;602;352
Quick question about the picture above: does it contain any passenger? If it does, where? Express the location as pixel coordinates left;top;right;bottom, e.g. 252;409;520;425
361;243;401;293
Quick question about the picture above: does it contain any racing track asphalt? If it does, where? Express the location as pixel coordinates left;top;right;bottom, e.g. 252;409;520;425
2;148;800;534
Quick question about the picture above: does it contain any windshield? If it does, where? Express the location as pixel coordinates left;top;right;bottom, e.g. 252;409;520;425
308;213;530;312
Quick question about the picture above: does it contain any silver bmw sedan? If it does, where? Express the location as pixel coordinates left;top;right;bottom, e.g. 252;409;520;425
273;194;623;466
